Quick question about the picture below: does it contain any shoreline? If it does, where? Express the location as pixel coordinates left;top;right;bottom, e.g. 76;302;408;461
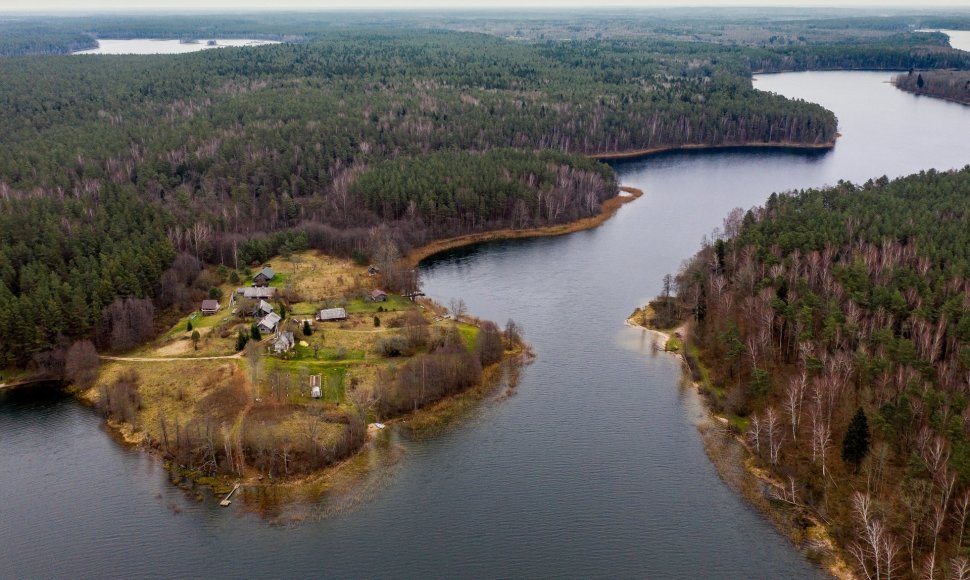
589;140;836;162
405;186;644;267
625;314;850;578
91;317;530;507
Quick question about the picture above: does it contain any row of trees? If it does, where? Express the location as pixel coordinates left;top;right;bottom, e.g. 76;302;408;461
663;167;970;577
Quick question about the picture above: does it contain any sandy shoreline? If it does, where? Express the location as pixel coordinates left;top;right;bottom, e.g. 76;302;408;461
589;140;836;161
405;186;644;267
625;313;850;578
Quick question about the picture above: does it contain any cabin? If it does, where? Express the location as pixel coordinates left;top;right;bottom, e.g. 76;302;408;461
237;287;276;300
316;307;347;322
270;331;295;354
257;312;282;334
200;299;220;315
310;375;322;399
253;299;274;317
369;289;388;302
253;266;275;287
367;265;380;277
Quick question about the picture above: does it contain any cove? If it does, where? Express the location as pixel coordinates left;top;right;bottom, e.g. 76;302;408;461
2;71;970;578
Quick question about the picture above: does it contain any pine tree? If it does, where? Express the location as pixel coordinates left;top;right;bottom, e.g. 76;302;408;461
250;323;262;341
302;320;312;336
235;329;249;351
187;319;193;332
842;407;871;469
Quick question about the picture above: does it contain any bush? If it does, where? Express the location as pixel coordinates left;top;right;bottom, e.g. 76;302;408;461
375;335;410;357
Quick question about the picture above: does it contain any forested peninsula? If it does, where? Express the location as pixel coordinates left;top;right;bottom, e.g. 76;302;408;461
894;70;970;106
647;167;970;578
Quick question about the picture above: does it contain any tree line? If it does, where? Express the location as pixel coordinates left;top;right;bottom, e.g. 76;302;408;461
661;167;970;577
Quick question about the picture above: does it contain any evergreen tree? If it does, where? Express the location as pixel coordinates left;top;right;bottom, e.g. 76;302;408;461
235;329;249;351
250;323;262;341
186;319;193;332
302;320;312;336
842;408;871;469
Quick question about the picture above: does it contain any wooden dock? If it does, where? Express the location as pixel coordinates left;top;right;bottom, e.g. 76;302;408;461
220;483;240;507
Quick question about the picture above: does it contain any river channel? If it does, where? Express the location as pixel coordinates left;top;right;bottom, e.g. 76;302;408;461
2;71;969;578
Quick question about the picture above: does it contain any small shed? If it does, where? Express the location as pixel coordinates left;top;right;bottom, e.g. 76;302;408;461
257;312;282;334
310;375;322;399
317;307;348;322
200;299;220;315
271;331;295;354
367;265;380;277
253;266;275;287
369;289;388;302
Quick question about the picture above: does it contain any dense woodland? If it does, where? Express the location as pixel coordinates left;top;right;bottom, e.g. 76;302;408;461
0;13;968;366
895;69;970;105
664;168;970;577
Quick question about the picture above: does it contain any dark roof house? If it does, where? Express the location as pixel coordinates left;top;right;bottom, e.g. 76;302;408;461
200;299;220;314
253;266;275;287
369;289;388;302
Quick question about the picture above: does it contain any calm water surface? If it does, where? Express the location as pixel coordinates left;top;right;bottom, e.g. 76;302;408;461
74;39;279;55
3;71;970;578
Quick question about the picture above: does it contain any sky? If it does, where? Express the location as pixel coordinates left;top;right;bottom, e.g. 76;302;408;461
1;0;969;13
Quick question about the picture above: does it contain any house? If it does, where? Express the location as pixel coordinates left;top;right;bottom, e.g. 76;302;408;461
316;307;347;322
270;331;295;354
367;265;380;277
257;312;282;334
369;289;388;302
200;299;220;315
253;266;275;287
253;299;274;317
310;375;322;399
237;287;276;300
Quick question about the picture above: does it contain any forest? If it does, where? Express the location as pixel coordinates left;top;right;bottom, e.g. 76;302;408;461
894;69;970;105
0;12;968;366
660;167;970;578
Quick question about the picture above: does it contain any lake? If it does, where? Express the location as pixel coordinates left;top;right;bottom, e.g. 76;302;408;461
74;39;280;55
2;71;969;578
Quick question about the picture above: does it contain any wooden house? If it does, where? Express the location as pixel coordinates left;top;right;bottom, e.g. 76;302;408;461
270;331;295;354
257;312;282;334
253;266;275;287
369;289;388;302
200;299;220;315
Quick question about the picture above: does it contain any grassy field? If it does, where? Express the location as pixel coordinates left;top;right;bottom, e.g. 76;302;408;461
88;249;495;488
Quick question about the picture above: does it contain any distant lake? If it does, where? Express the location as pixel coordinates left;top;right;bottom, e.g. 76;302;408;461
74;39;280;55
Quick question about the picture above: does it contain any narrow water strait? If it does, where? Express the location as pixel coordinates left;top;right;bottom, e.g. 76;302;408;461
2;72;969;578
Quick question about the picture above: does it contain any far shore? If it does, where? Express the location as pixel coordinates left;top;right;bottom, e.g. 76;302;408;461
405;186;644;267
589;140;836;161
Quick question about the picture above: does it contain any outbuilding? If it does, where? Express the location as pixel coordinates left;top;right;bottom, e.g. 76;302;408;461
316;307;348;322
369;289;388;302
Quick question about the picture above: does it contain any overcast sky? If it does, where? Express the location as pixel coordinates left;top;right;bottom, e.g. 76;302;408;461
2;0;969;13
